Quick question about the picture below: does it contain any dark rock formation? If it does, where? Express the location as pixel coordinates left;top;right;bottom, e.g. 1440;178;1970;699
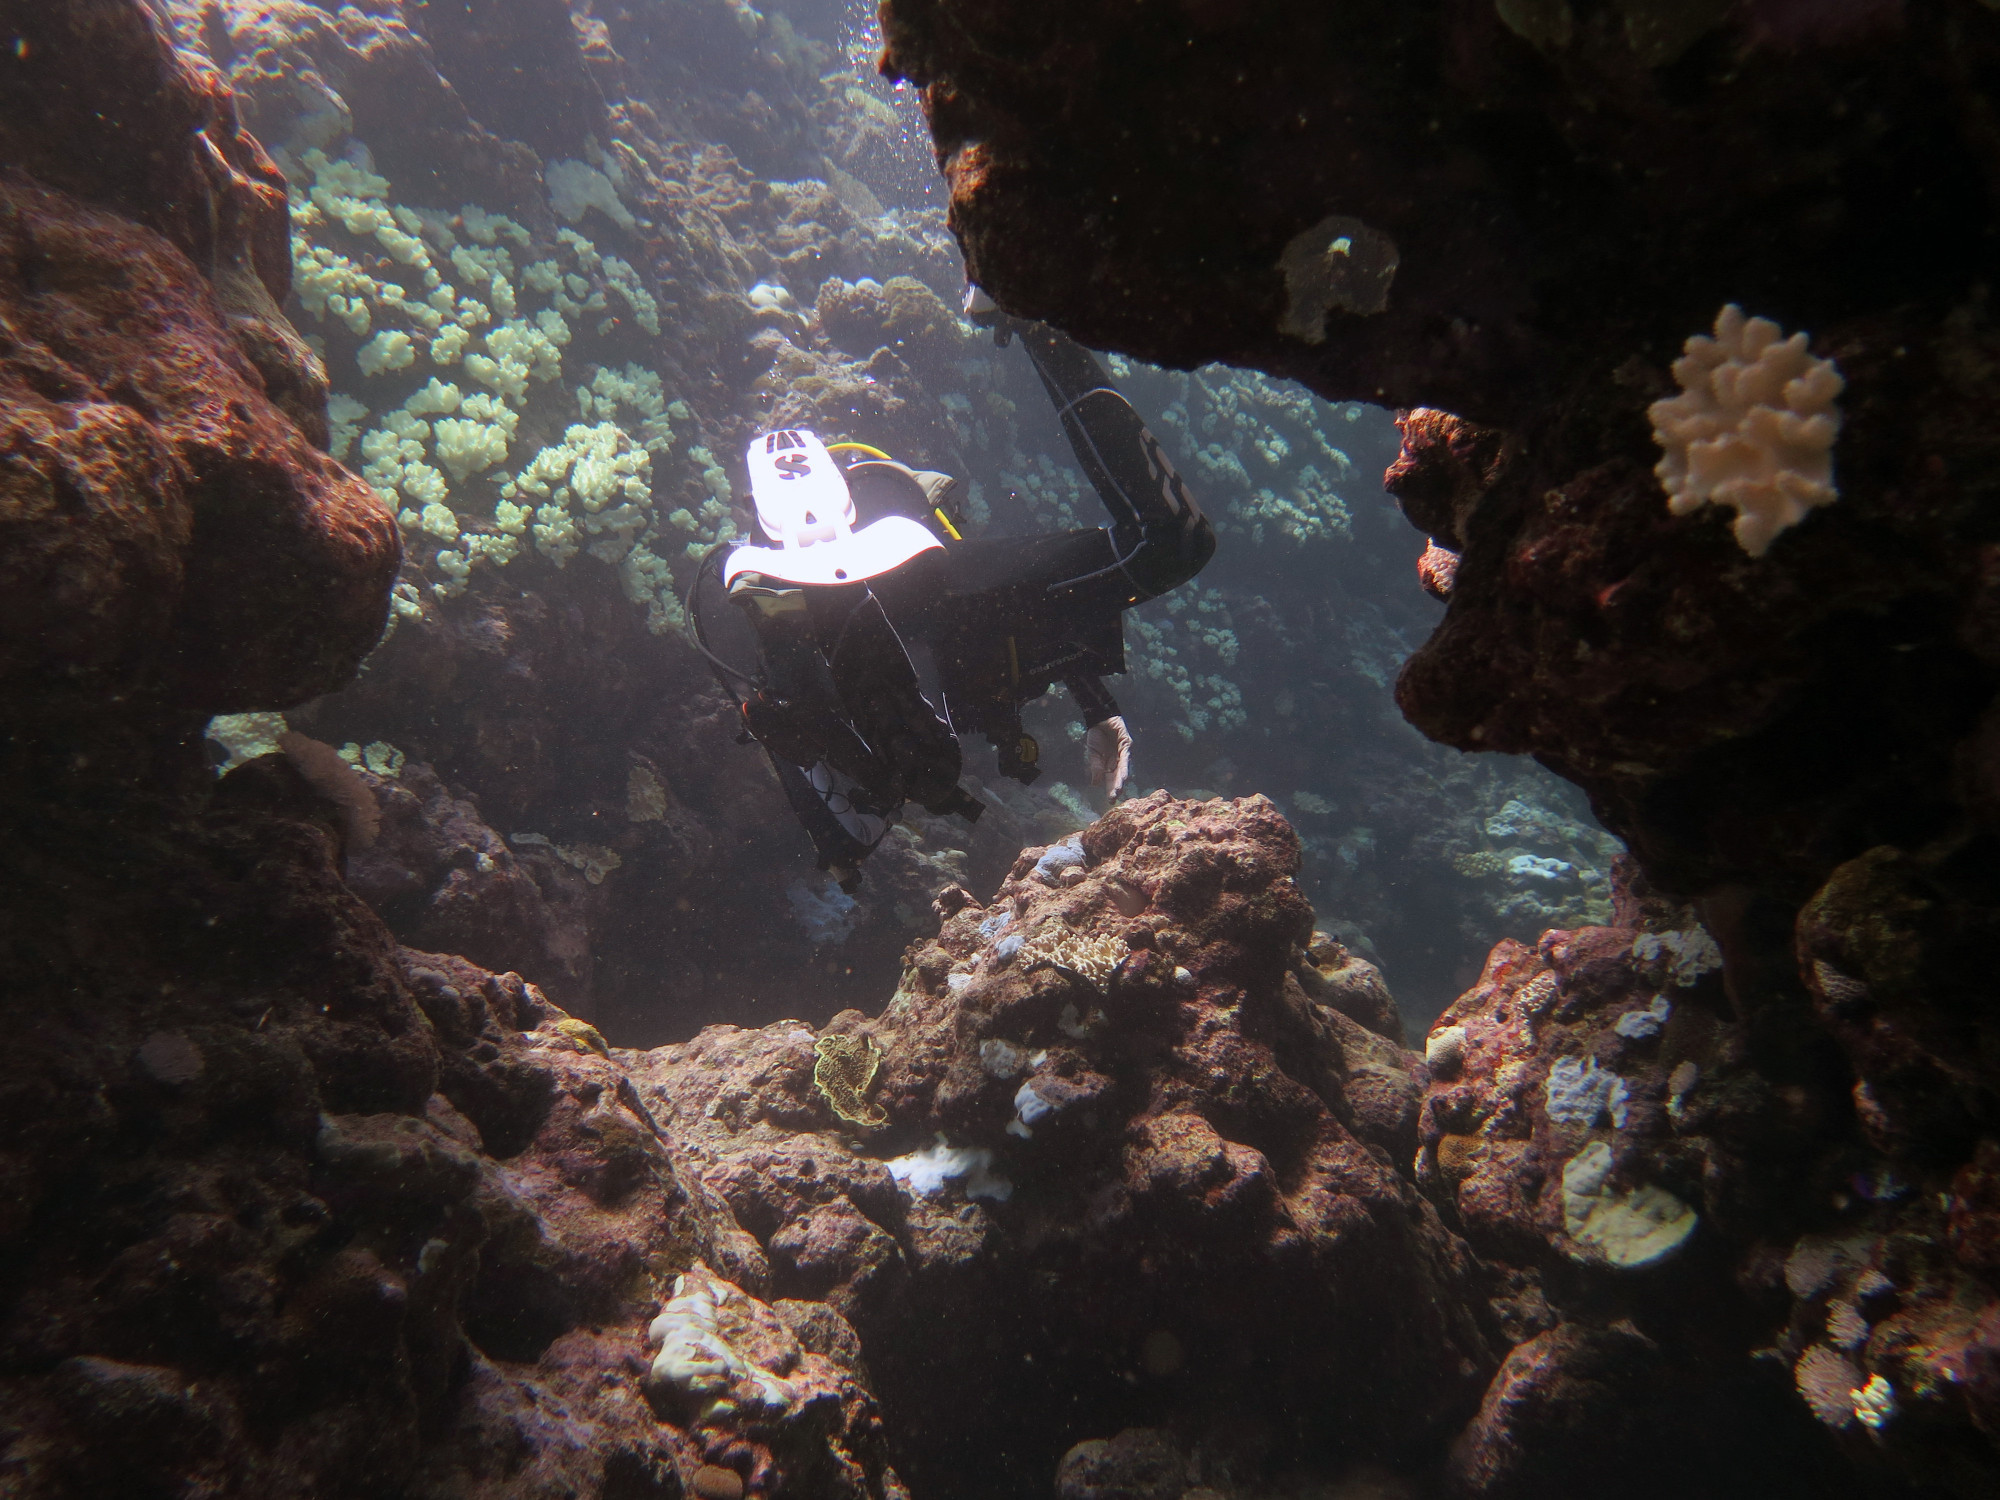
0;746;899;1495
879;1;1993;428
346;761;595;1010
0;8;895;1496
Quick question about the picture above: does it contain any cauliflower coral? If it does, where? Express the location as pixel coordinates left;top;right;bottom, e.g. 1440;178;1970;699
1649;303;1844;557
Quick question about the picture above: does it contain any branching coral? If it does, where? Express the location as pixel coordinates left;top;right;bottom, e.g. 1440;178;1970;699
1650;303;1844;557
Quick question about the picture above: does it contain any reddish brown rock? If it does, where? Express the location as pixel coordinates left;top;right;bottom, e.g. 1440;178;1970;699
633;792;1498;1498
347;762;595;1012
1419;908;1732;1261
642;1263;905;1500
0;739;907;1496
1764;1191;2000;1481
0;0;320;425
0;2;397;753
1951;1141;2000;1282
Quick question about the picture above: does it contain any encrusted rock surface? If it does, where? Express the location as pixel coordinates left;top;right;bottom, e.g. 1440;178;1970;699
1413;864;2000;1494
0;755;787;1496
632;792;1499;1497
0;1;398;751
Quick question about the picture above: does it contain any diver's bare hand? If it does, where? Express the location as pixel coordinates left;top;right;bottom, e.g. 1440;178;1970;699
962;283;1019;346
1085;715;1133;803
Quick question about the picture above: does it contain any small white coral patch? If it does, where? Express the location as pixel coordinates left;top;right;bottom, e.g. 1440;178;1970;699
1649;304;1844;557
1560;1140;1697;1270
1424;1024;1467;1074
647;1268;800;1422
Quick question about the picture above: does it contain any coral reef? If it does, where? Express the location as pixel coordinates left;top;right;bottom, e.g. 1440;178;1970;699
28;3;2000;1494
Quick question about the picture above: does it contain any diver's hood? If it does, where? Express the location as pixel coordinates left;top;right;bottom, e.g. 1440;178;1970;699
730;427;942;587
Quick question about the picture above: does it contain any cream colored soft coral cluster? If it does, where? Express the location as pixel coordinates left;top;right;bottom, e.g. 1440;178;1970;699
1648;303;1845;558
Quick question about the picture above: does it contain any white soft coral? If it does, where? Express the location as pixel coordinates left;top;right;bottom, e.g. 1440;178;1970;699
1649;303;1845;557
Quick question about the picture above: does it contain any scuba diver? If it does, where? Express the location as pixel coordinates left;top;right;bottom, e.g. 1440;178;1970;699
688;289;1215;890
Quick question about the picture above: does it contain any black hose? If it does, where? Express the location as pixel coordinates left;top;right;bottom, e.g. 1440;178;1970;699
685;543;763;692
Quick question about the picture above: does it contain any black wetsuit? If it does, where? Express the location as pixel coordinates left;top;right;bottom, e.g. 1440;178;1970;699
923;321;1214;780
714;322;1215;886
